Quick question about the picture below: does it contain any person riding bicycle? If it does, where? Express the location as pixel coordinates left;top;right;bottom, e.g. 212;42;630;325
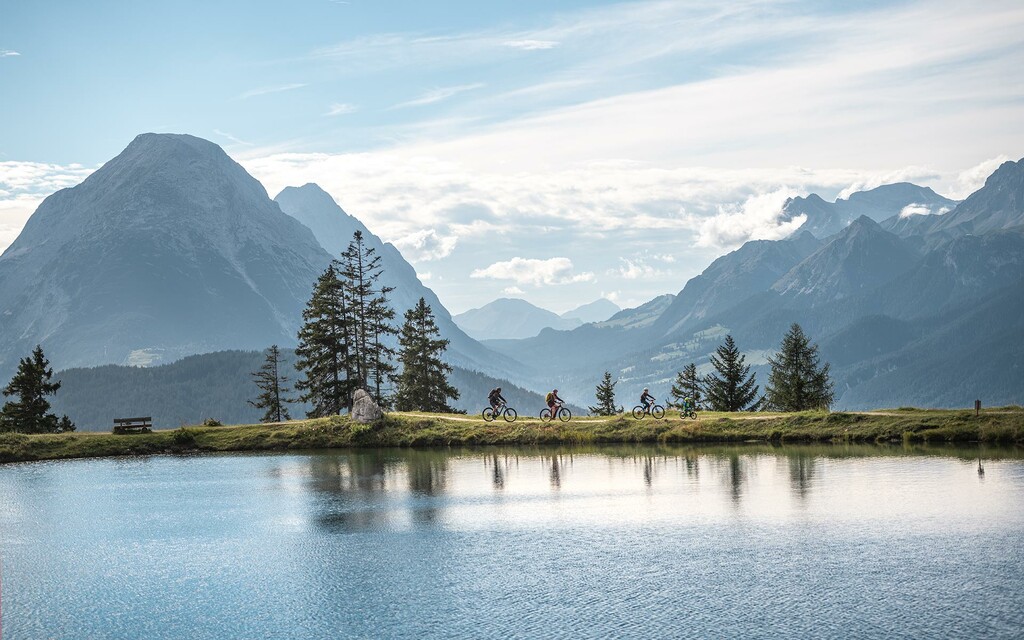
640;388;655;413
488;387;506;414
545;389;563;414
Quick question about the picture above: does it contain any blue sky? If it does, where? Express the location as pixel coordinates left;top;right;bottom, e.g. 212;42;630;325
2;0;1024;313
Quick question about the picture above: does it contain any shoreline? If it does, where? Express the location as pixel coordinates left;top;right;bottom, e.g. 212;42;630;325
0;408;1021;465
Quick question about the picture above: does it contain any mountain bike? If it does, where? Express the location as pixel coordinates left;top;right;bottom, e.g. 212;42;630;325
483;403;517;422
632;403;666;420
677;402;698;420
540;402;572;422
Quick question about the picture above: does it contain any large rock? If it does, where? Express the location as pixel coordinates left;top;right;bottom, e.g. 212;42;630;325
351;389;383;423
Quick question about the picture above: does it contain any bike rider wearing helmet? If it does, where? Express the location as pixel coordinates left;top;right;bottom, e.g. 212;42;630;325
488;387;506;414
640;388;655;413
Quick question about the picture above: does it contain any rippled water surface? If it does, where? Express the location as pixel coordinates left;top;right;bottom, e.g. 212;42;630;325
1;444;1023;639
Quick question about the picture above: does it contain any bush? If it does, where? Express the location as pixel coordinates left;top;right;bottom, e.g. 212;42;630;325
171;428;197;446
201;418;223;427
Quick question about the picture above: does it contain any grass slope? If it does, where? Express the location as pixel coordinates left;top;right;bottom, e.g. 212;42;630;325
1;407;1021;464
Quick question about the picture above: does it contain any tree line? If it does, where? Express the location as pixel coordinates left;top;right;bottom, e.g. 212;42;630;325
588;324;834;415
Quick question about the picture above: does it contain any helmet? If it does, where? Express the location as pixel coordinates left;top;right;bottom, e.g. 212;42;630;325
643;387;649;392
553;389;558;393
496;387;501;392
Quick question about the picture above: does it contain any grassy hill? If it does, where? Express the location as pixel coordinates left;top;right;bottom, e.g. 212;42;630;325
1;407;1020;464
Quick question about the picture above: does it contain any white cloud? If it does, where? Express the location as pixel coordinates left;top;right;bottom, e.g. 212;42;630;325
417;271;432;281
392;83;485;109
0;50;20;57
236;83;306;100
947;155;1012;200
391;229;457;261
689;188;808;248
471;257;594;286
502;286;525;295
615;258;667;280
900;203;952;218
325;103;357;116
503;40;559;50
213;129;254;147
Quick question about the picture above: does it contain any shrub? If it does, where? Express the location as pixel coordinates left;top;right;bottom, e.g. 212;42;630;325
201;418;223;427
171;428;197;446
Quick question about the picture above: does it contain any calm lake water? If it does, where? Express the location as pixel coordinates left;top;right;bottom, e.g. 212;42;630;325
1;444;1022;639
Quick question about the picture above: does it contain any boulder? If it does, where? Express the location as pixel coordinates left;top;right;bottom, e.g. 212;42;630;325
351;389;383;423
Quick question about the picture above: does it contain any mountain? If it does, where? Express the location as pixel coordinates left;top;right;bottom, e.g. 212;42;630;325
560;298;620;324
652;231;820;337
0;133;332;375
918;158;1024;236
454;298;580;340
598;294;675;330
783;183;956;238
274;183;518;375
772;216;918;307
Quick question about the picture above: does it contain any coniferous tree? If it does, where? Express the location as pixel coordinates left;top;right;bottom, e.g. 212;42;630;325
0;345;75;433
249;345;294;423
671;363;703;409
295;264;353;418
394;298;459;413
588;371;618;416
765;323;834;411
339;230;398;406
704;335;760;412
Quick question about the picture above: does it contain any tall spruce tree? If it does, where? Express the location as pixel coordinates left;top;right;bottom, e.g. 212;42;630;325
588;371;618;416
0;345;75;433
670;363;703;409
704;335;760;412
765;323;834;411
339;230;398;406
249;345;294;423
295;264;353;417
394;298;459;413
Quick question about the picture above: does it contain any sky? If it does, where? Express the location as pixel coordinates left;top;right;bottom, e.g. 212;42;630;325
2;0;1023;314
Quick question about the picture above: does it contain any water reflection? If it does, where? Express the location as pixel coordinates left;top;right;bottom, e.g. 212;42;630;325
788;453;817;499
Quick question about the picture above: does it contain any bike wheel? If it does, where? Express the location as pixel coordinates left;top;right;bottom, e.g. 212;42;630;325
651;405;666;420
558;407;572;422
687;410;697;420
540;408;552;421
631;406;645;420
504;408;517;422
482;408;494;422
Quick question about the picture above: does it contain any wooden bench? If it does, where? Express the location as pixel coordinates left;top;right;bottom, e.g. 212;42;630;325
113;416;153;434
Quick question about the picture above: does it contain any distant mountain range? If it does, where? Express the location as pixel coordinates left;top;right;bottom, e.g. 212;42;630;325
783;182;957;239
484;159;1024;410
1;132;1020;423
453;297;619;340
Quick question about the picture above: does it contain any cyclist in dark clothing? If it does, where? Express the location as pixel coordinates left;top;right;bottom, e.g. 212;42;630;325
640;388;655;413
488;387;506;414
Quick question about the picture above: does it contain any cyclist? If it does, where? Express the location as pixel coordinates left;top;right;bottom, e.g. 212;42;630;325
545;388;564;415
488;387;506;414
640;388;655;414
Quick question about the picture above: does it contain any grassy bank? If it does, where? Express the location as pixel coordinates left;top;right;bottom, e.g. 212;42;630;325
0;407;1021;464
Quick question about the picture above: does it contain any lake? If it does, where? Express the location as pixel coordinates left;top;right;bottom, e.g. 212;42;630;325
1;444;1022;638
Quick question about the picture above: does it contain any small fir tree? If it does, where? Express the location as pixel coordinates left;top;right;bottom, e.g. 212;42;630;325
588;371;618;416
394;298;459;413
704;335;760;412
0;345;75;433
671;363;702;409
765;323;834;411
249;345;294;423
